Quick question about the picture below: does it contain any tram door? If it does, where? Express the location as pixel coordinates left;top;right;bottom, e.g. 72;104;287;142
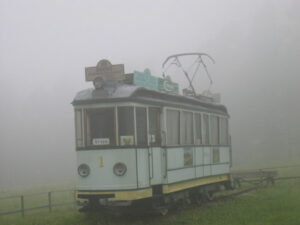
136;107;151;188
148;107;163;185
136;107;162;187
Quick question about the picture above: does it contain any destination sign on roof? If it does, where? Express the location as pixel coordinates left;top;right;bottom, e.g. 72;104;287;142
158;76;179;95
133;69;158;90
133;69;179;95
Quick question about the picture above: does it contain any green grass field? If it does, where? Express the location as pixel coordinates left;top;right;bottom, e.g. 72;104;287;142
0;169;300;225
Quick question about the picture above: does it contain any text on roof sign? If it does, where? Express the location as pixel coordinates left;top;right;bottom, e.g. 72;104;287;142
85;59;125;82
133;69;179;94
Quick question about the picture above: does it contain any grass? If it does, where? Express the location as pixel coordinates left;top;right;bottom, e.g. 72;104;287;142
0;188;75;215
0;166;300;225
173;179;300;225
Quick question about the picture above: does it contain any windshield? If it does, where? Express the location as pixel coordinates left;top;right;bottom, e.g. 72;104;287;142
87;108;116;146
75;106;161;148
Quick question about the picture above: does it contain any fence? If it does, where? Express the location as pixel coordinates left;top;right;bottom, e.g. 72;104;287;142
0;190;76;218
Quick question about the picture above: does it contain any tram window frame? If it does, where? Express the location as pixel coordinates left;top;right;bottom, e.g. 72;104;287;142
166;109;180;146
136;107;148;146
148;107;161;146
194;113;202;145
75;109;84;147
210;115;220;145
118;106;135;146
180;111;194;145
220;117;228;145
213;148;220;163
203;114;210;145
86;107;116;147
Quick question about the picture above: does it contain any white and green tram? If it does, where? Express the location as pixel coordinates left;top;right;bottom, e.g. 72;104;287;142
73;59;231;212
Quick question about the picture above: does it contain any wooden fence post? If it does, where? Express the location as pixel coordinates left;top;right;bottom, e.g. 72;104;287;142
20;195;24;218
48;192;52;213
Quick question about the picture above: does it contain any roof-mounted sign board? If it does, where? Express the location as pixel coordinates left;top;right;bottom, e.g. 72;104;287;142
85;59;124;82
158;76;179;95
133;69;179;95
133;69;158;90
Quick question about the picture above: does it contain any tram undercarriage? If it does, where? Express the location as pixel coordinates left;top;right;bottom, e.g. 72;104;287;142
78;180;231;215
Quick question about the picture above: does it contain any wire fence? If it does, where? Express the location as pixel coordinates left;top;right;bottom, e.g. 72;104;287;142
0;189;76;218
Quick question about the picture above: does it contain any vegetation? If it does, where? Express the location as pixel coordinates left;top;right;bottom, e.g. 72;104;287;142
0;178;299;225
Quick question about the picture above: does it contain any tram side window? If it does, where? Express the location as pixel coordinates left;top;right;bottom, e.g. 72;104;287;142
213;148;220;163
75;110;83;147
210;115;219;145
166;109;180;145
149;107;161;146
220;118;228;145
136;107;147;146
118;107;135;146
194;113;202;145
203;114;210;144
87;108;115;146
181;111;193;145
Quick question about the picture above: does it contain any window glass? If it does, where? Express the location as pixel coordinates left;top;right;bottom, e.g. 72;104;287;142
194;113;202;145
203;114;210;144
136;107;148;146
166;109;180;145
213;148;220;163
220;118;228;145
181;111;193;145
149;107;161;146
210;115;219;145
86;108;115;146
75;109;83;147
118;107;135;146
184;147;193;166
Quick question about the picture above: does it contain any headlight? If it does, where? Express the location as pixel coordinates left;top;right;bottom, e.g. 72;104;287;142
113;162;127;176
78;164;90;177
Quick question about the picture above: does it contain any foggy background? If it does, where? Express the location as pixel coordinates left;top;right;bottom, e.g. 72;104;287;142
0;0;299;189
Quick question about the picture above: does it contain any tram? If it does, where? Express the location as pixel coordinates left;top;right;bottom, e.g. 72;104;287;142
72;54;231;213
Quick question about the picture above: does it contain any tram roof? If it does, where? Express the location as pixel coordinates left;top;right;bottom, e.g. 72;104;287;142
72;84;228;115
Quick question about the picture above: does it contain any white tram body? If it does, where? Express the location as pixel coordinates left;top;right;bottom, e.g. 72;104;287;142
73;59;231;209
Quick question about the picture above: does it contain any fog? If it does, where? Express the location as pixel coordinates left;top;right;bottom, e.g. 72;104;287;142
0;0;299;189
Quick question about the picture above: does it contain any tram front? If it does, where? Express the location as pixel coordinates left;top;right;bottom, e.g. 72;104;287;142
72;60;162;209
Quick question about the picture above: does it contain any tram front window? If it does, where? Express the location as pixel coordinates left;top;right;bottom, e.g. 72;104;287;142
86;108;115;146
